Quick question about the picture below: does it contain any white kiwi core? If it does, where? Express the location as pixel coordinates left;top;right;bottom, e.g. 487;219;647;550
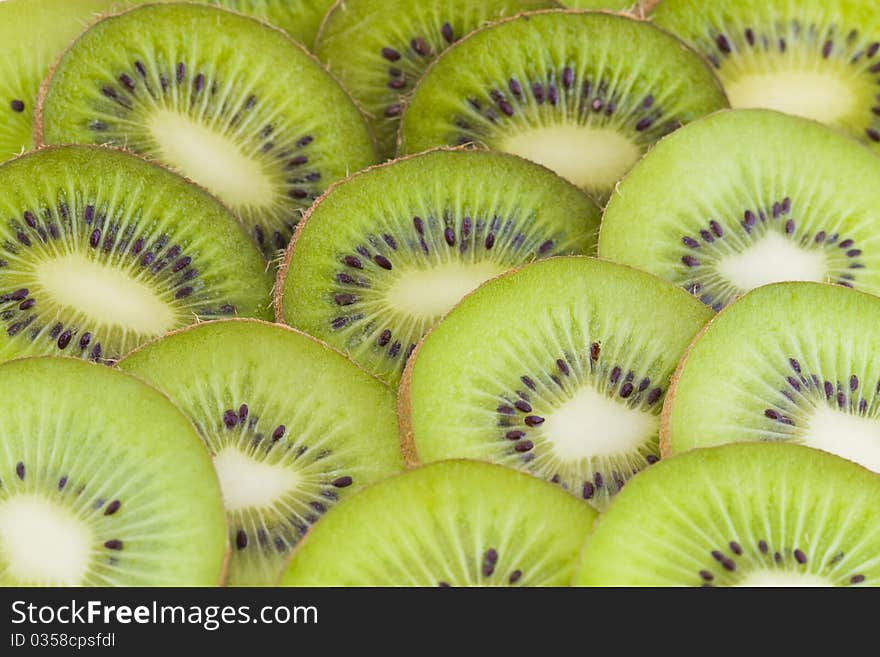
725;69;857;125
802;405;880;472
735;570;833;587
542;387;658;460
213;448;298;511
716;232;828;292
387;261;506;321
0;495;93;585
148;109;275;210
501;124;641;191
36;252;176;334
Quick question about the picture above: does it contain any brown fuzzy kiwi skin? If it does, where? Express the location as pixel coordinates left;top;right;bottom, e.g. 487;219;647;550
394;7;727;157
34;2;379;191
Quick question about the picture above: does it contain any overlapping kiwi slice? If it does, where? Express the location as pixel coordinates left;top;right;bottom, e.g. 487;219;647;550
400;257;712;509
600;109;880;312
663;282;880;473
37;3;377;258
209;0;336;47
276;148;601;386
400;10;728;201
653;0;880;151
0;0;125;161
575;443;880;586
0;357;227;586
281;460;597;586
0;145;270;365
118;319;403;586
315;0;554;160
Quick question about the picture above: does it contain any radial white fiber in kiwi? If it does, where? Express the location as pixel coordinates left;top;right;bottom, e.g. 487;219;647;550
276;149;601;387
37;3;377;258
663;282;880;473
600;109;880;312
653;0;880;150
575;442;880;586
118;319;404;586
0;145;271;365
400;257;713;509
0;357;227;586
315;0;554;160
281;460;597;586
400;10;727;201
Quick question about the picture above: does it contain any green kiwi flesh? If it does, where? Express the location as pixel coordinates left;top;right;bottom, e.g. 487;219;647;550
315;0;555;160
575;442;880;586
400;10;728;202
37;3;377;258
0;357;227;586
663;282;880;473
276;148;601;387
117;319;403;586
0;145;271;365
599;109;880;312
652;0;880;151
209;0;336;47
0;0;125;162
281;460;597;586
401;257;712;510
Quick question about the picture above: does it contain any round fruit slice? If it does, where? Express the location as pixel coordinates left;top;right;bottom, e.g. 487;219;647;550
575;442;880;586
276;148;601;387
0;357;227;586
315;0;554;160
653;0;880;151
0;145;271;365
599;109;880;312
37;3;377;258
210;0;335;47
0;0;124;162
663;282;880;473
117;319;403;586
399;10;727;202
400;257;713;509
280;460;597;586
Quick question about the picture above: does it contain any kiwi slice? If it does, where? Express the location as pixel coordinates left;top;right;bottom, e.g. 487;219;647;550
575;442;880;586
315;0;554;160
399;10;727;202
36;3;377;259
652;0;880;151
0;357;227;586
663;282;880;473
208;0;335;47
117;319;403;586
280;460;597;586
0;0;126;161
400;257;713;509
599;109;880;312
275;148;601;387
0;145;271;365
